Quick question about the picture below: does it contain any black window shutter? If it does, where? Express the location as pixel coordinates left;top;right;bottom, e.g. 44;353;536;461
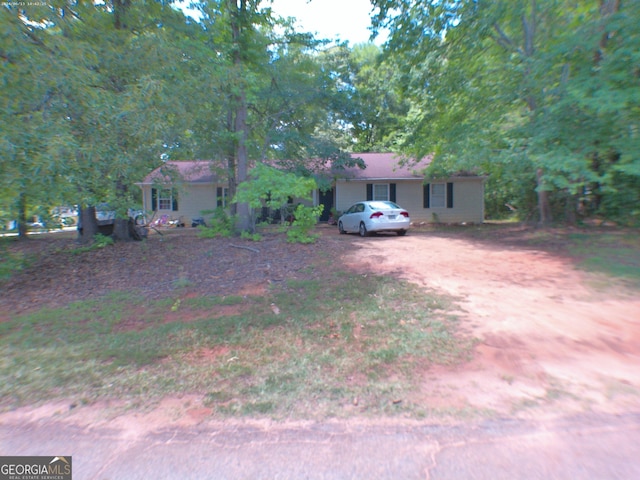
390;183;396;202
423;184;430;208
366;183;373;201
216;187;223;208
172;190;179;211
447;182;454;208
151;188;157;211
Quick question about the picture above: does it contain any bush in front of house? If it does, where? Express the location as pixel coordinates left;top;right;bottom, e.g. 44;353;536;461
286;205;323;244
197;208;234;238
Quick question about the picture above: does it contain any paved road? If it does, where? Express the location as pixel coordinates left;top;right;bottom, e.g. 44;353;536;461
2;412;639;479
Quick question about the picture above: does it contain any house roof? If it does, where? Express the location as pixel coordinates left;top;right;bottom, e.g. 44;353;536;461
336;153;432;181
138;154;438;186
138;161;224;185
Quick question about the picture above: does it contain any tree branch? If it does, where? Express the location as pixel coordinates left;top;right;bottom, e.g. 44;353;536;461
491;23;523;56
230;243;260;253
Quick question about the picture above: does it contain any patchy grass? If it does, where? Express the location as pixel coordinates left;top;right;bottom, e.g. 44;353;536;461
0;239;32;281
0;271;472;419
427;224;640;289
565;231;640;287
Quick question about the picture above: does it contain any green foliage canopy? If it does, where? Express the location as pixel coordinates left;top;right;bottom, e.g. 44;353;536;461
372;0;640;223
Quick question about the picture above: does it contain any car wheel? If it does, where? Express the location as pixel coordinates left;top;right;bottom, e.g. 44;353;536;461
338;221;346;234
359;222;368;237
397;229;407;236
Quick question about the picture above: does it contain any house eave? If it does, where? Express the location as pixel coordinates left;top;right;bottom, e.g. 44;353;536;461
135;181;217;186
335;175;488;183
336;177;424;182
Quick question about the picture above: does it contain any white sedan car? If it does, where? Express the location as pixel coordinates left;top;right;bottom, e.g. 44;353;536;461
338;201;411;237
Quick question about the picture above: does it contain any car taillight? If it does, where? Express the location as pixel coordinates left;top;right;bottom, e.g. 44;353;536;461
370;211;384;219
400;211;409;217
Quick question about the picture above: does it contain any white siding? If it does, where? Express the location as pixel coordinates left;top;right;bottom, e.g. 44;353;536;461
335;180;368;212
395;181;426;220
139;176;485;226
335;178;485;223
141;184;220;224
178;184;218;221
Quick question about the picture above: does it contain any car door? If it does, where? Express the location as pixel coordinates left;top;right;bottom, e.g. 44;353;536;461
353;203;366;230
343;204;358;232
347;203;365;231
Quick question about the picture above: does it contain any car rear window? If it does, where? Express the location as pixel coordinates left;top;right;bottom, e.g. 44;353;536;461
368;201;400;210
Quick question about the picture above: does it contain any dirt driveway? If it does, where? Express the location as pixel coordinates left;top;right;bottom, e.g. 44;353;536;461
2;226;639;422
343;229;640;417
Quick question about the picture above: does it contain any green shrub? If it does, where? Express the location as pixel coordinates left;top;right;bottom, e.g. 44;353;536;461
198;208;234;238
240;231;262;242
287;205;323;244
70;233;115;255
93;233;114;248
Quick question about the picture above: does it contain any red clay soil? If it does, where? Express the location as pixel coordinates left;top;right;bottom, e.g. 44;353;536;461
2;224;639;421
344;226;640;418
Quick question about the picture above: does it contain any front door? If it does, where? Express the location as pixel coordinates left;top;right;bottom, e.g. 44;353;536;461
318;188;334;222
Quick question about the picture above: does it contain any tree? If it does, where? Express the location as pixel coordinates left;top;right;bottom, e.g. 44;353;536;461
192;1;363;232
316;43;409;152
193;0;275;232
1;1;200;240
0;6;84;237
371;0;640;224
234;162;318;231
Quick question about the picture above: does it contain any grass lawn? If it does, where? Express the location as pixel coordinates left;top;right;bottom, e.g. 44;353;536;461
0;268;472;419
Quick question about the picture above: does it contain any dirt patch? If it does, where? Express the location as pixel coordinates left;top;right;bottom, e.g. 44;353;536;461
2;224;639;423
345;227;640;418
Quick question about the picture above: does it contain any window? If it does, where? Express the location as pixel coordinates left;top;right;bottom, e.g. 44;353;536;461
151;188;178;211
158;190;173;210
367;183;397;202
373;184;389;201
431;183;446;208
216;187;229;208
423;182;453;209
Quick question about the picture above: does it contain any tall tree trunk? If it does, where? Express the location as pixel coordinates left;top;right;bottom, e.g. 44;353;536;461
234;88;252;231
523;0;551;224
17;192;28;239
78;205;98;244
226;109;237;216
229;0;252;232
536;168;552;225
112;179;134;241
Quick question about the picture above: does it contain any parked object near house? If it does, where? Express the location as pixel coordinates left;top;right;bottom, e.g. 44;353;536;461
94;204;146;227
95;203;116;226
338;201;411;237
78;204;147;238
